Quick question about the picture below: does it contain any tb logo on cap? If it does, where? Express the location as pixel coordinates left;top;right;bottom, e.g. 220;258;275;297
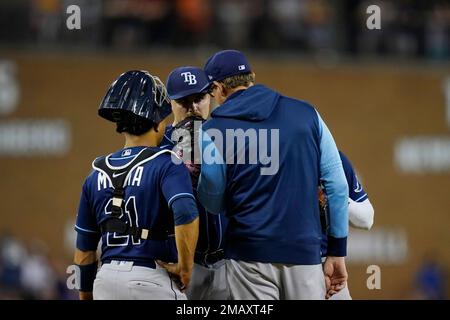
181;72;197;86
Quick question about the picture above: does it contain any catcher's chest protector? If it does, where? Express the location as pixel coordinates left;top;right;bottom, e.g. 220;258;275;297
92;148;174;240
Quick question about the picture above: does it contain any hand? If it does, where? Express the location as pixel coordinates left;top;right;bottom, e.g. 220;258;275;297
323;256;348;299
157;260;191;292
79;292;93;300
172;101;189;126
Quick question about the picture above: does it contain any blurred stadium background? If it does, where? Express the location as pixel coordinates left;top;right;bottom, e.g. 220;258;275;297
0;0;449;300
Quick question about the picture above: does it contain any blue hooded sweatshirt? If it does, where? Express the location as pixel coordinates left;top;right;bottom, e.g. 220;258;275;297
198;84;348;265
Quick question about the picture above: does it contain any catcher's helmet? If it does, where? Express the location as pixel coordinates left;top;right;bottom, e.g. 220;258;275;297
99;70;172;134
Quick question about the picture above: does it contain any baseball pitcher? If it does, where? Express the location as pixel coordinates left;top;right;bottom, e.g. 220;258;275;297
159;66;230;300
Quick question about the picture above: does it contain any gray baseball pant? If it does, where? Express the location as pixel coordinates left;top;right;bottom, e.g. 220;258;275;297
226;259;326;300
93;260;187;300
186;261;230;300
328;284;352;300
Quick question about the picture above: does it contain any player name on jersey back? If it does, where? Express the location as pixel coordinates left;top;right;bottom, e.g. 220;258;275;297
97;166;144;191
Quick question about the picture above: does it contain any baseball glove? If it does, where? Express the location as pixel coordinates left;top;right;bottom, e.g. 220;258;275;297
172;114;205;189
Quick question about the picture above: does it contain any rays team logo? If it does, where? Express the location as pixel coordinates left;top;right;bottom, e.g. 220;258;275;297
181;72;197;85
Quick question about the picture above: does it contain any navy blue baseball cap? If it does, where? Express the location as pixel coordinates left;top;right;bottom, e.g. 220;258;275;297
166;66;211;100
204;50;252;82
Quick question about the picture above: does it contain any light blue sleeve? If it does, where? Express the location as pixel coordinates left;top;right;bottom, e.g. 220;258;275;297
197;126;227;214
316;110;349;239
